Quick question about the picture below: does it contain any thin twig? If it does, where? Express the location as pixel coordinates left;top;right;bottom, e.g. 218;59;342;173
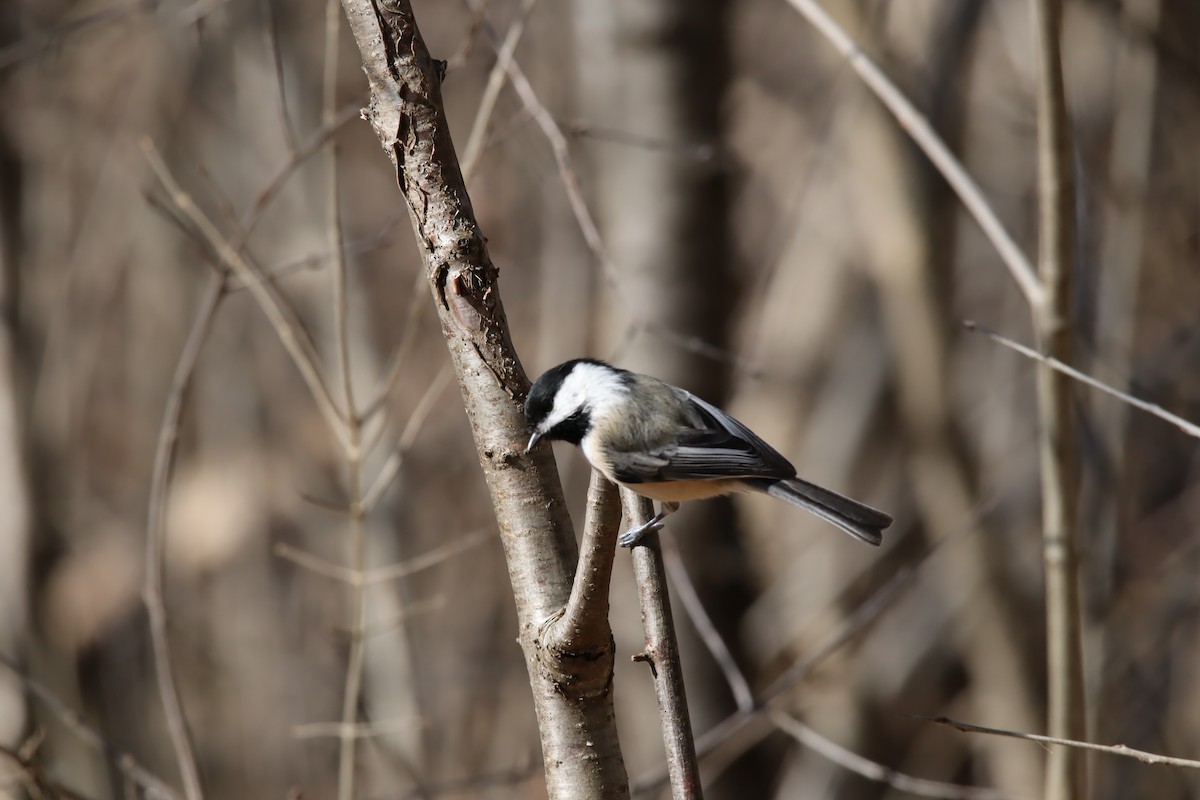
1031;0;1086;796
362;595;446;637
909;715;1200;770
769;710;1007;800
633;556;921;796
659;530;753;713
144;277;224;800
0;0;154;68
462;2;752;371
292;718;422;740
262;0;299;154
323;6;370;797
783;0;1043;308
274;529;491;587
0;656;181;800
460;0;541;181
141;139;350;449
239;99;364;244
965;321;1200;439
361;528;491;584
623;491;703;800
362;367;453;512
359;265;431;426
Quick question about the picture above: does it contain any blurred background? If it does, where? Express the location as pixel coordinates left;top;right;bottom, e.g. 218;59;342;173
1;0;1199;798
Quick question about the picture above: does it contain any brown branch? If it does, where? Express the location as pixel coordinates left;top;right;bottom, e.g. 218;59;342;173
541;472;621;652
911;715;1200;771
0;655;182;800
769;711;1007;800
964;321;1200;439
336;2;627;796
141;140;350;448
634;548;925;796
323;5;372;798
660;530;753;714
783;0;1042;308
623;491;702;800
1031;0;1087;797
143;276;224;800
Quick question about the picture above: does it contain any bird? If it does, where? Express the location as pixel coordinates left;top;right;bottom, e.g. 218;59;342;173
523;358;892;548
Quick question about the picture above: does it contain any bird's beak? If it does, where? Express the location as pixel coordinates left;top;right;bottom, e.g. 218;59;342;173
525;430;542;454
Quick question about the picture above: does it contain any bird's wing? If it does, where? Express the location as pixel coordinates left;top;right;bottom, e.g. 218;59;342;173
608;392;795;484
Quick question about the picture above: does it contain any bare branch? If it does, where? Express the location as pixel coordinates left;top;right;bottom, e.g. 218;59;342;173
141;139;350;448
965;321;1200;439
460;0;541;181
274;529;491;587
144;277;224;800
364;529;493;584
362;367;452;512
623;490;703;800
660;530;753;713
541;472;621;652
1031;0;1087;796
291;718;422;740
634;553;924;796
0;655;181;800
336;2;628;795
322;6;372;797
783;0;1043;308
769;710;1007;800
911;715;1200;770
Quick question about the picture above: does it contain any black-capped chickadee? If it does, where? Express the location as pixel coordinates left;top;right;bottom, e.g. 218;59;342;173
524;359;892;548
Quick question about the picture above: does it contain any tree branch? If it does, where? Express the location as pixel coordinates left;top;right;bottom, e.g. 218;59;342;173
541;472;621;652
623;491;702;800
783;0;1043;308
335;2;628;796
912;715;1200;771
1031;1;1087;797
964;322;1200;439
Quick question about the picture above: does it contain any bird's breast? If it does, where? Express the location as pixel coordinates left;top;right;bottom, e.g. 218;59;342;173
623;478;746;503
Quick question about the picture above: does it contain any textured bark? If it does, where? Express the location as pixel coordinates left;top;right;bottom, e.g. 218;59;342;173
337;3;628;796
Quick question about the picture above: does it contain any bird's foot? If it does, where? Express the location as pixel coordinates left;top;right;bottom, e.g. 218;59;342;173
618;511;666;548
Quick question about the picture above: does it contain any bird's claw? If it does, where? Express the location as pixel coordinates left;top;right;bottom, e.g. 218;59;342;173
618;512;666;548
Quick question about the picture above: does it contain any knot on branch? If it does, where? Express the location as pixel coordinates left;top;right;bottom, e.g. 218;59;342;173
536;613;617;699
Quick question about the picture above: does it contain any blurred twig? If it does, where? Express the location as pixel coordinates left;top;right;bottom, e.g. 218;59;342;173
769;711;1007;800
782;0;1043;308
239;99;364;244
1031;1;1086;797
141;139;350;447
262;0;299;153
273;528;492;586
633;547;925;795
0;0;155;69
965;322;1200;439
460;0;540;181
292;718;422;740
464;1;747;370
909;715;1200;770
323;2;371;796
143;276;223;800
623;490;703;800
362;366;452;511
0;656;181;800
660;530;753;714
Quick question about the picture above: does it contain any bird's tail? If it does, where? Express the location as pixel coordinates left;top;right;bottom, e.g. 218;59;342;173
751;477;892;546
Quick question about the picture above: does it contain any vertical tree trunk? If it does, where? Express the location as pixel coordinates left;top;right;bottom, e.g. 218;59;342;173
336;3;629;796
